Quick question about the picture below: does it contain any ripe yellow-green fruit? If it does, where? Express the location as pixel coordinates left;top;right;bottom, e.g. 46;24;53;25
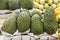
44;3;49;8
35;0;40;2
56;14;60;22
59;24;60;28
33;2;40;9
39;4;44;10
58;28;60;38
40;0;45;4
33;0;36;2
55;7;60;15
55;10;60;15
59;0;60;2
39;10;43;13
57;3;60;7
58;32;60;38
42;9;46;14
53;0;58;4
45;0;48;2
51;4;57;9
56;16;58;21
48;0;53;5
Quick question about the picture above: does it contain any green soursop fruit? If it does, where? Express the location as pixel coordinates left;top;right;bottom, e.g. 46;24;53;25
21;9;30;16
31;14;43;35
20;0;33;10
44;7;58;35
17;10;30;32
1;13;17;34
8;0;20;10
0;0;8;10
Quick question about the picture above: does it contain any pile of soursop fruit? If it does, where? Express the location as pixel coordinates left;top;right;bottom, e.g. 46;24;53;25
0;0;58;36
1;7;58;36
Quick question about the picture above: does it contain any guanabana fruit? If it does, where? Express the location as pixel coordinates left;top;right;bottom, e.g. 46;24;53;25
1;13;17;34
20;0;33;10
21;9;30;16
31;14;43;35
0;0;8;10
8;0;20;10
44;7;58;35
17;10;30;32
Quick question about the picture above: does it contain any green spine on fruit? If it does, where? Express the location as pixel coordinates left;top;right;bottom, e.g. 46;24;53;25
44;7;58;35
17;10;30;32
31;14;43;35
1;13;17;34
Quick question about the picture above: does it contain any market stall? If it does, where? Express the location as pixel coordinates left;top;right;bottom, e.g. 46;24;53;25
0;0;60;40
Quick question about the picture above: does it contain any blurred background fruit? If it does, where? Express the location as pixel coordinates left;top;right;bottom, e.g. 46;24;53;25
33;2;40;9
44;3;49;8
40;0;45;4
55;7;60;15
57;3;60;7
51;4;57;9
53;0;58;4
48;0;53;5
39;4;44;10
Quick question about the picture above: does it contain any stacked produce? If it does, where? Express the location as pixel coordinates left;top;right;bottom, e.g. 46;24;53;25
33;0;60;38
33;0;60;10
1;7;58;35
55;7;60;38
1;13;17;34
0;0;59;39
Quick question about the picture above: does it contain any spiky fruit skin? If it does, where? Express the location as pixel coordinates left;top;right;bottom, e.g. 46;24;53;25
44;7;58;35
21;9;30;16
31;14;43;35
8;0;20;10
1;13;17;34
0;0;8;10
20;0;33;10
17;10;30;32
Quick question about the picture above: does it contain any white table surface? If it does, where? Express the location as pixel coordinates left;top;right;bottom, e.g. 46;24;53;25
0;36;4;40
